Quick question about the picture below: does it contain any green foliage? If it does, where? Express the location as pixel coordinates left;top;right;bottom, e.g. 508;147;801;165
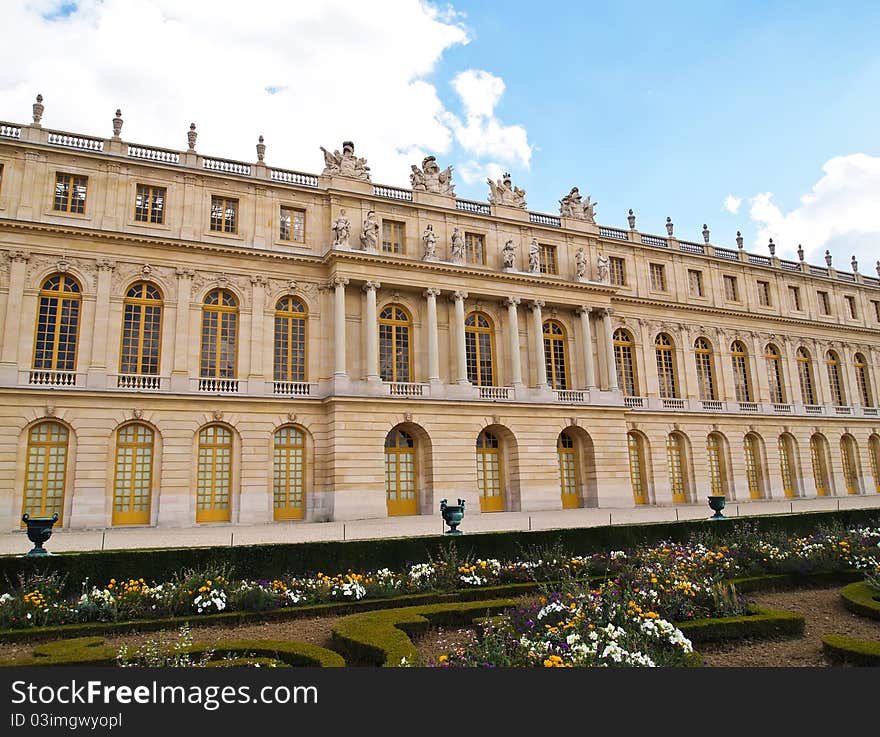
839;581;880;620
676;606;805;644
822;634;880;666
117;624;213;668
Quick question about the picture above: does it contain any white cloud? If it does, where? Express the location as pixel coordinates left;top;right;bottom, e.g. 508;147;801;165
0;1;529;188
456;160;505;186
723;195;742;214
443;69;532;168
749;153;880;272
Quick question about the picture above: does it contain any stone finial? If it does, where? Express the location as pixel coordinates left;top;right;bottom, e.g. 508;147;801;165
112;109;123;138
797;244;804;261
825;249;832;267
627;209;636;229
736;231;743;249
876;260;880;277
851;255;858;273
702;224;710;244
768;238;775;256
32;94;44;125
256;135;265;162
665;217;673;236
187;122;197;151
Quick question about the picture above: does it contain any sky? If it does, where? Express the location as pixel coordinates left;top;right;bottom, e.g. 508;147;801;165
1;0;879;273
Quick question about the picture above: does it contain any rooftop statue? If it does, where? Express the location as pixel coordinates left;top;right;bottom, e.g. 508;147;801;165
487;172;526;209
320;140;371;181
559;186;596;223
410;155;455;195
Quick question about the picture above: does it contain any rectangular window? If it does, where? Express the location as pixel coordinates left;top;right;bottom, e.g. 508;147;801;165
723;275;738;301
817;290;831;315
757;280;771;306
789;285;802;311
53;172;88;214
382;220;405;254
465;232;484;265
649;263;666;291
134;184;166;224
844;295;857;319
609;257;626;286
872;300;880;322
210;196;238;233
279;206;305;242
539;244;558;274
0;162;4;193
688;269;703;297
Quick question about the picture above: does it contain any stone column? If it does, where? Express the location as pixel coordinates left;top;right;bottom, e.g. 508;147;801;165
333;276;349;377
170;268;193;391
575;306;596;389
363;281;381;382
529;299;548;389
248;276;266;392
504;297;523;386
452;290;469;384
424;288;441;386
87;259;115;388
602;308;619;391
0;250;30;383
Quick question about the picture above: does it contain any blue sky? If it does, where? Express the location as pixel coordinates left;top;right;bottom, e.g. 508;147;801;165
3;1;879;269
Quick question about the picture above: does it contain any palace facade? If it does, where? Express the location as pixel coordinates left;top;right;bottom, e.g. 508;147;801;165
0;97;879;533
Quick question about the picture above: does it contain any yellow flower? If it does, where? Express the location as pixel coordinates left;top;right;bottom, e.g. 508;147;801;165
438;655;449;663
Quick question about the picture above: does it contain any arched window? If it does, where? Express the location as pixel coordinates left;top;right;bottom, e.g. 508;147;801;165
379;305;411;383
654;334;678;399
274;426;305;520
778;434;797;498
841;435;860;495
22;421;69;522
694;338;716;401
730;341;752;403
869;435;880;493
197;425;232;522
33;274;81;375
476;431;504;512
743;433;763;499
627;432;648;505
854;353;873;407
707;433;728;496
613;329;638;397
796;348;816;405
765;344;786;404
465;312;495;386
274;296;308;382
557;430;580;509
542;321;568;390
810;434;830;497
385;428;417;516
120;282;162;377
113;423;154;525
825;350;846;406
200;289;238;378
666;433;688;503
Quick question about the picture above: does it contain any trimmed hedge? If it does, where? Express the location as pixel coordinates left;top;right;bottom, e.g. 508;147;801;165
3;508;877;594
822;635;880;666
677;606;804;644
839;581;880;621
728;570;863;594
0;635;345;667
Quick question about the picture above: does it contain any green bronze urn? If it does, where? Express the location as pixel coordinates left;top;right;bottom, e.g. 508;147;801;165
440;498;465;534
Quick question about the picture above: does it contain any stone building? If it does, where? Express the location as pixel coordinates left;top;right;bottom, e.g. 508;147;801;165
0;96;878;533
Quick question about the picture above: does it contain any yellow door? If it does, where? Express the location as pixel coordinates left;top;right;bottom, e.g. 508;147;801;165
558;433;580;509
385;429;418;516
477;431;504;512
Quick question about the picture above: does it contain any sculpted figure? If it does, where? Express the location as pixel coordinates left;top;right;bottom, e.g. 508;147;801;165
596;253;610;283
450;227;465;263
360;210;379;251
422;224;437;259
331;209;351;247
320;140;370;181
487;172;526;208
502;239;516;269
559;186;597;223
575;247;587;279
528;237;540;273
410;155;455;195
